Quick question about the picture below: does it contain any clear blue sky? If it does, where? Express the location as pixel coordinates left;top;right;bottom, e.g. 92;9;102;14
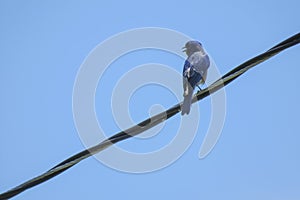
1;0;300;199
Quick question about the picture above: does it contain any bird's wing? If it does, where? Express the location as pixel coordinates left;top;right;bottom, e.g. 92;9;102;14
188;52;210;76
182;59;191;77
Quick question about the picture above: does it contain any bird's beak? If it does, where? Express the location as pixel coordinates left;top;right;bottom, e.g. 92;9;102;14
182;46;186;52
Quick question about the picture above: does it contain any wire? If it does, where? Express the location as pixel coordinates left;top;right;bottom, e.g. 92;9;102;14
0;32;299;200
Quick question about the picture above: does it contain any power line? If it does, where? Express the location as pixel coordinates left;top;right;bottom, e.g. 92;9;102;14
0;32;299;200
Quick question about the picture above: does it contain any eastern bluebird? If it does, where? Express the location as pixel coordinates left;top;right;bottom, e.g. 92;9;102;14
181;41;210;115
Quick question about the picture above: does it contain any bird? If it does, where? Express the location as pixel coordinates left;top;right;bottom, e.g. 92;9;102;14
181;41;210;115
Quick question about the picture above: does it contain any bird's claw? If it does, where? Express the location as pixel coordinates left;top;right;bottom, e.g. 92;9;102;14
196;85;202;91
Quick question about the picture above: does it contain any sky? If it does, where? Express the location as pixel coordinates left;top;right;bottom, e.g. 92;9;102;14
0;0;300;199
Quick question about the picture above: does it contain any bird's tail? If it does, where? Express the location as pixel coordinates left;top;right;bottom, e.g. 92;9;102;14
181;90;193;115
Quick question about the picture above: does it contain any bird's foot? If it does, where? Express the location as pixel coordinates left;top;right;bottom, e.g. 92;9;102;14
196;85;202;91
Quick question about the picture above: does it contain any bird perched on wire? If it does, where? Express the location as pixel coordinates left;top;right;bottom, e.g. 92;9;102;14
181;41;210;115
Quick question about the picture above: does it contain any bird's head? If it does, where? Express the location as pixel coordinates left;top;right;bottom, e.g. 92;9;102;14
182;41;203;56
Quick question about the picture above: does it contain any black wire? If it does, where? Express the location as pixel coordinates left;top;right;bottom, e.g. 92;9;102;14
0;32;299;200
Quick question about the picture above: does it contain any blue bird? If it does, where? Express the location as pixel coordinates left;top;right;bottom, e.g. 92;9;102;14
181;41;210;115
